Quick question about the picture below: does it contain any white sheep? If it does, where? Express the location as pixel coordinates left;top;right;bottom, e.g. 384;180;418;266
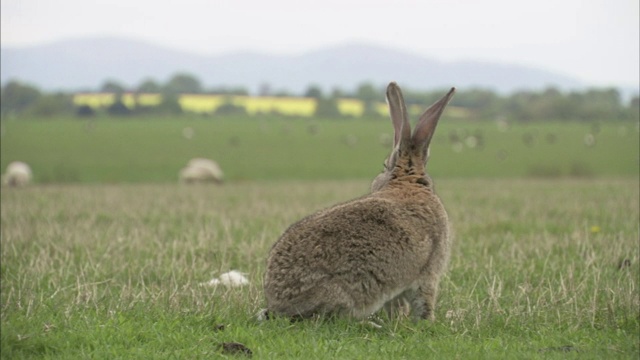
179;158;224;184
2;161;33;187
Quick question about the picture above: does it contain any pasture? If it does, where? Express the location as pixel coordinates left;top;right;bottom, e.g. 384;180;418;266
1;117;638;183
1;117;639;358
1;179;638;358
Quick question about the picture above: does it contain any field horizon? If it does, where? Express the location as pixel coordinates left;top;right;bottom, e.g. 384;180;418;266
1;117;638;184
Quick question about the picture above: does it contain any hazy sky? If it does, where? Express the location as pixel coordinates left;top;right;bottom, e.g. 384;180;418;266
2;0;638;87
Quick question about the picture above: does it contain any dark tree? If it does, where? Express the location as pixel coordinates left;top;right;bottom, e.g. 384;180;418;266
304;85;323;99
100;80;126;94
155;92;183;115
355;82;383;117
314;92;342;118
214;100;247;116
137;78;161;93
164;73;202;94
28;93;74;117
0;80;42;116
107;96;131;116
76;104;96;117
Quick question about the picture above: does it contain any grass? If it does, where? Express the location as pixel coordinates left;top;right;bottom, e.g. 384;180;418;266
1;117;638;183
1;178;638;359
1;115;638;357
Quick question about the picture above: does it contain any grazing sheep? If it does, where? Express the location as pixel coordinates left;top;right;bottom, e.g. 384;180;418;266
2;161;33;187
179;158;224;184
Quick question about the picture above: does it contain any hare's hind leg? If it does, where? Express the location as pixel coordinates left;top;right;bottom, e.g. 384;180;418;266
399;279;440;320
414;275;443;320
417;234;450;320
417;255;445;320
397;288;428;321
420;283;437;320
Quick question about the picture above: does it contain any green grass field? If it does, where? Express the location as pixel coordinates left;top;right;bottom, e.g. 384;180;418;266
1;179;638;358
1;117;638;183
1;116;639;358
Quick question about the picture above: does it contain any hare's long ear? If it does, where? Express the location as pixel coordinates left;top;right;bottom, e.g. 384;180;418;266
412;87;456;158
386;82;411;148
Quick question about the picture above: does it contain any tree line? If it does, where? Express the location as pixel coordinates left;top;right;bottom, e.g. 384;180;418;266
1;72;638;121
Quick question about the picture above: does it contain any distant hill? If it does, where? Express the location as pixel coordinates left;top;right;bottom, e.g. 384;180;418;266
1;37;586;94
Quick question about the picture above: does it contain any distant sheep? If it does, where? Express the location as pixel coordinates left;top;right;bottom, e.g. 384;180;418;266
179;158;224;184
2;161;33;187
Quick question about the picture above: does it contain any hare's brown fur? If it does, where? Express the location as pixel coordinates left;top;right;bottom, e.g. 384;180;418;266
264;82;455;320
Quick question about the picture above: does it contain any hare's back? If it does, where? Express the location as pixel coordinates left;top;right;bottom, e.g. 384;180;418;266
265;196;441;318
271;197;431;273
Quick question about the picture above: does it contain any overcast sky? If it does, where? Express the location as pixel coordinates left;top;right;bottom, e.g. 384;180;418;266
2;0;638;88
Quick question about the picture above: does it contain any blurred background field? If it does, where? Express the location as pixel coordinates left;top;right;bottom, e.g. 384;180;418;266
1;116;638;184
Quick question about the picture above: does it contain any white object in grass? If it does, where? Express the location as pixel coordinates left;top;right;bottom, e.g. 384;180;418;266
2;161;32;187
200;270;249;288
179;158;224;184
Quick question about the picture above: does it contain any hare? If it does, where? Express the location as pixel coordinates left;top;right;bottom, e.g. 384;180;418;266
264;82;455;321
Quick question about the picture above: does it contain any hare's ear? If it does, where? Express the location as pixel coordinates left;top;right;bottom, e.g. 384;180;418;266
386;82;411;148
412;87;456;158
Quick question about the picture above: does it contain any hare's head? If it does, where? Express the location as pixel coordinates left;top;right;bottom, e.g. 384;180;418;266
371;82;455;192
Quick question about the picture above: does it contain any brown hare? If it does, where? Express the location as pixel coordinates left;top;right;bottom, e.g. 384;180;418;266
264;82;455;321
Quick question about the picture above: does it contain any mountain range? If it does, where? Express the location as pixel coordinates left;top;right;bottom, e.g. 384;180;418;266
1;37;587;94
